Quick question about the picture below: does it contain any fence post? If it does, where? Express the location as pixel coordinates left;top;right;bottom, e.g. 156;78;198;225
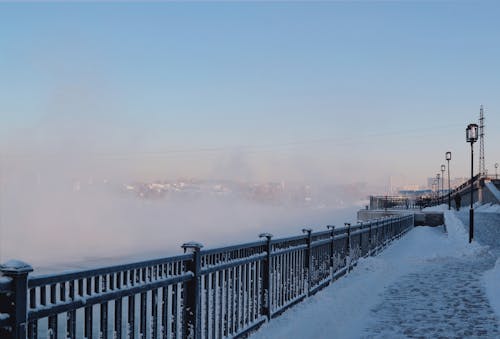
0;260;33;339
345;223;351;271
302;228;312;296
368;220;372;255
258;233;273;321
326;225;335;280
358;222;363;251
181;242;203;339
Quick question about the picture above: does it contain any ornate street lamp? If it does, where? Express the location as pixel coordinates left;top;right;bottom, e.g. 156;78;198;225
440;164;445;204
466;123;478;243
446;152;451;210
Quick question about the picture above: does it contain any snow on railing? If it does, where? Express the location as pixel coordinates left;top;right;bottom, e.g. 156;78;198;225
0;214;414;339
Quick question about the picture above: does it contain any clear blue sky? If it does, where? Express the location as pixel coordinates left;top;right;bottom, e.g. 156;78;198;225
1;1;499;187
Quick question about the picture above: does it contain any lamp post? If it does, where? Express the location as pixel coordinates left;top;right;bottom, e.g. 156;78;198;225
436;173;440;204
446;152;451;210
466;123;478;243
440;165;446;204
495;163;499;179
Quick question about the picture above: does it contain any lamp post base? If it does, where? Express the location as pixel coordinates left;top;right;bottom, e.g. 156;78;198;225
469;208;474;243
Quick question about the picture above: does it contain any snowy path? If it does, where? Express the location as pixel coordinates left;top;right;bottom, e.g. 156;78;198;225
253;210;500;338
362;255;498;338
362;211;500;338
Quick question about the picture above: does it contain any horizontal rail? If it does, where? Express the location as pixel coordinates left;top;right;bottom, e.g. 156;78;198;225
28;253;193;288
200;253;266;275
201;240;266;255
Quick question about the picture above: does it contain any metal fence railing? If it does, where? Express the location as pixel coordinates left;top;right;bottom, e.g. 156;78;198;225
369;196;421;210
0;214;414;339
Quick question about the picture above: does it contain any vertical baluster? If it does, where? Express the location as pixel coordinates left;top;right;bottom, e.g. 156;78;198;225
78;279;84;297
294;247;298;295
114;272;122;339
207;273;212;339
128;295;135;338
28;288;38;339
254;261;259;321
47;284;58;339
175;282;182;339
225;268;231;336
271;256;276;313
240;265;244;332
237;265;242;333
285;252;290;303
244;263;249;327
67;281;76;338
115;297;122;339
281;251;286;305
243;263;250;326
140;292;147;338
236;265;241;332
281;250;285;303
274;256;279;310
152;288;158;339
162;284;172;339
291;251;296;299
100;301;108;339
300;250;305;295
94;275;100;294
247;261;251;325
40;285;47;338
200;274;205;339
213;270;219;339
248;262;252;325
172;281;178;339
84;306;93;339
220;269;226;338
248;261;253;324
84;277;93;338
286;252;291;302
290;251;295;298
100;275;108;339
229;268;235;336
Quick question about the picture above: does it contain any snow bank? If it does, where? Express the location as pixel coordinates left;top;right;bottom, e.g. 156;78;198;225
422;204;448;212
476;203;500;213
443;211;484;256
483;258;500;327
485;181;500;203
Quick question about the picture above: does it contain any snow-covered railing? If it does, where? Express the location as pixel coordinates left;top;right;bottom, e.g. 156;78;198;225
369;195;419;210
0;214;414;339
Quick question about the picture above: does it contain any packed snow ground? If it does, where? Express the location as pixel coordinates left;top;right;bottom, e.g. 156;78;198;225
253;205;500;338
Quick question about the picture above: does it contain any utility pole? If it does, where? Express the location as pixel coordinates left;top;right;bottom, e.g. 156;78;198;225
479;105;486;176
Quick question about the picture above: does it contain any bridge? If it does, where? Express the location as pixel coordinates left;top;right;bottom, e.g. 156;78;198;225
368;175;500;210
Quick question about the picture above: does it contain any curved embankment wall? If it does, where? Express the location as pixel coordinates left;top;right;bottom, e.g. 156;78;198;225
357;210;444;227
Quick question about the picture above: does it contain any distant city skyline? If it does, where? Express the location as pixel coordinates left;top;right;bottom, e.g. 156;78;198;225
1;1;499;186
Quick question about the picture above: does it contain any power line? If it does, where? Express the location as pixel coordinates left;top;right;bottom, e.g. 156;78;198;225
1;122;464;160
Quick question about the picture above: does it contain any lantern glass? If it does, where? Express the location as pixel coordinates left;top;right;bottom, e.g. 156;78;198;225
441;164;445;171
446;151;451;161
466;124;479;143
